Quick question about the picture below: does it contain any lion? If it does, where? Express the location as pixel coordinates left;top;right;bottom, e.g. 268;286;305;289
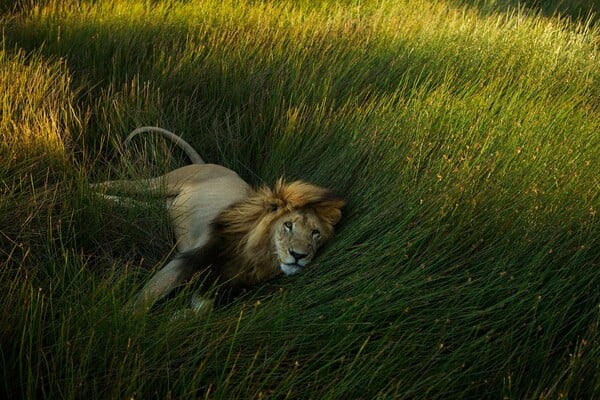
91;127;345;314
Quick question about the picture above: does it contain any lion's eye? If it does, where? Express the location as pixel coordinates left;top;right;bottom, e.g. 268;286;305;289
312;229;321;240
284;221;293;231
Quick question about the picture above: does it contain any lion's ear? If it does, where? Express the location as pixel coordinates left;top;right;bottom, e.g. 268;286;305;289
313;198;346;226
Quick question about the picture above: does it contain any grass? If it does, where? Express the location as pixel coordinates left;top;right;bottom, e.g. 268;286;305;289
1;0;599;398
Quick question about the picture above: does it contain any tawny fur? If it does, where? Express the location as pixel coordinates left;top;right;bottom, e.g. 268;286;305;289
200;179;345;289
92;127;344;314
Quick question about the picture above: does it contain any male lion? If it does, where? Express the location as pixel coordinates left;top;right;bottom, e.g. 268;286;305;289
92;127;345;314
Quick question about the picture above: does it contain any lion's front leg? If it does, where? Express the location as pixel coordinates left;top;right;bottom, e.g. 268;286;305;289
128;257;194;314
169;294;215;320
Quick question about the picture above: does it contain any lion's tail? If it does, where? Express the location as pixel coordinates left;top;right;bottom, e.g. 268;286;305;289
125;126;205;164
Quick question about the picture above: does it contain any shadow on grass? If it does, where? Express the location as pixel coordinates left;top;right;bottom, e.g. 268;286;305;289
0;3;447;181
5;0;592;182
457;0;598;24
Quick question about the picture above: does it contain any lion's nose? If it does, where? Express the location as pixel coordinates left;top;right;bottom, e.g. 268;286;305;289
289;249;308;261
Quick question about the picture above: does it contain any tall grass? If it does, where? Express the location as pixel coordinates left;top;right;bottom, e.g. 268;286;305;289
1;0;599;398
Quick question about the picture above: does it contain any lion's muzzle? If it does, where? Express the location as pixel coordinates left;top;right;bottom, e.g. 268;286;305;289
280;263;305;276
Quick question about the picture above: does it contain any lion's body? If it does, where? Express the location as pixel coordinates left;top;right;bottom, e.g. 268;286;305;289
92;127;344;314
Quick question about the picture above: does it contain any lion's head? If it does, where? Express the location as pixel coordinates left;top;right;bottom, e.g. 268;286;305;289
272;209;331;275
213;179;345;285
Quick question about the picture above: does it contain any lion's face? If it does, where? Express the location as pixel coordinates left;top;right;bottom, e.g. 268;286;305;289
219;179;344;284
272;210;332;276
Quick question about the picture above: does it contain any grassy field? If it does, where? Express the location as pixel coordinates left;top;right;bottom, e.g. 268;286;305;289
1;0;599;398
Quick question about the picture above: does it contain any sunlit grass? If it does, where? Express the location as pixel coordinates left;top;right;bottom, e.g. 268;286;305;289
1;0;599;398
0;46;78;166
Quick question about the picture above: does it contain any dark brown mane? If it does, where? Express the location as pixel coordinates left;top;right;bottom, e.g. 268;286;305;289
184;179;345;290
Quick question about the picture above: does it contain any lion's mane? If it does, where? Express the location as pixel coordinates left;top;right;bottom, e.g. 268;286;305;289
184;178;345;290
